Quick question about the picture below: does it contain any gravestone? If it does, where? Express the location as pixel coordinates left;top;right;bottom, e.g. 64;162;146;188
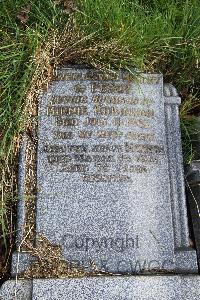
0;66;199;299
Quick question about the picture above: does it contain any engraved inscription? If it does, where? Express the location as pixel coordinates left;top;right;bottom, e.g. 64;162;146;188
44;70;164;182
91;82;131;94
54;131;74;139
56;69;160;84
112;118;150;128
56;117;79;126
50;95;88;104
92;95;153;106
84;118;108;126
47;106;87;116
94;106;154;117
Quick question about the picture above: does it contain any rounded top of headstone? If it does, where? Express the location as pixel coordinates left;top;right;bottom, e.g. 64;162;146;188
164;83;179;97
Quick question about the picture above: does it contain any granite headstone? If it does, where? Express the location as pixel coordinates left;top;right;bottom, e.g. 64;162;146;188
19;66;197;273
0;66;199;299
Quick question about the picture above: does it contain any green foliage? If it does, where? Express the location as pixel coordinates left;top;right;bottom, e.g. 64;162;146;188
0;0;68;160
75;0;199;87
75;0;200;160
0;0;69;259
1;0;199;162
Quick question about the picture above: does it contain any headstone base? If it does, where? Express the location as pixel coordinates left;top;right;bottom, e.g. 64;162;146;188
1;276;200;300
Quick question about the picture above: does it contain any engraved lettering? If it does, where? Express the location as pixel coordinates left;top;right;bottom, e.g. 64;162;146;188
84;118;107;126
47;106;87;116
82;174;131;182
96;131;123;139
54;131;74;139
61;164;89;172
56;117;79;126
112;118;150;128
50;95;87;104
92;95;139;105
95;106;154;117
79;131;93;138
91;82;131;94
125;132;155;141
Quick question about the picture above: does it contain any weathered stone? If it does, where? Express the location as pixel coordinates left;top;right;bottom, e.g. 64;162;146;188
12;67;197;275
1;276;200;300
31;276;200;299
11;252;37;276
0;280;32;300
0;66;199;299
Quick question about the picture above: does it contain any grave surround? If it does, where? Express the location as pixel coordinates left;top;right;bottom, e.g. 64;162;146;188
36;66;197;273
1;276;200;300
1;66;199;299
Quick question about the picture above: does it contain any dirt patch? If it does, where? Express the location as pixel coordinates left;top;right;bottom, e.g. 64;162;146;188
19;235;112;279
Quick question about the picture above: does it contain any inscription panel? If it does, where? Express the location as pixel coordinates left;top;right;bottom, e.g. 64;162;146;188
36;68;176;273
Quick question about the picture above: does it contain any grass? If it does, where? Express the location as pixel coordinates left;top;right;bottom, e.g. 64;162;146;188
0;0;199;278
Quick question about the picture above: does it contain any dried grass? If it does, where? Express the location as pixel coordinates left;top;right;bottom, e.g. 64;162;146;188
6;14;128;279
22;235;87;279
